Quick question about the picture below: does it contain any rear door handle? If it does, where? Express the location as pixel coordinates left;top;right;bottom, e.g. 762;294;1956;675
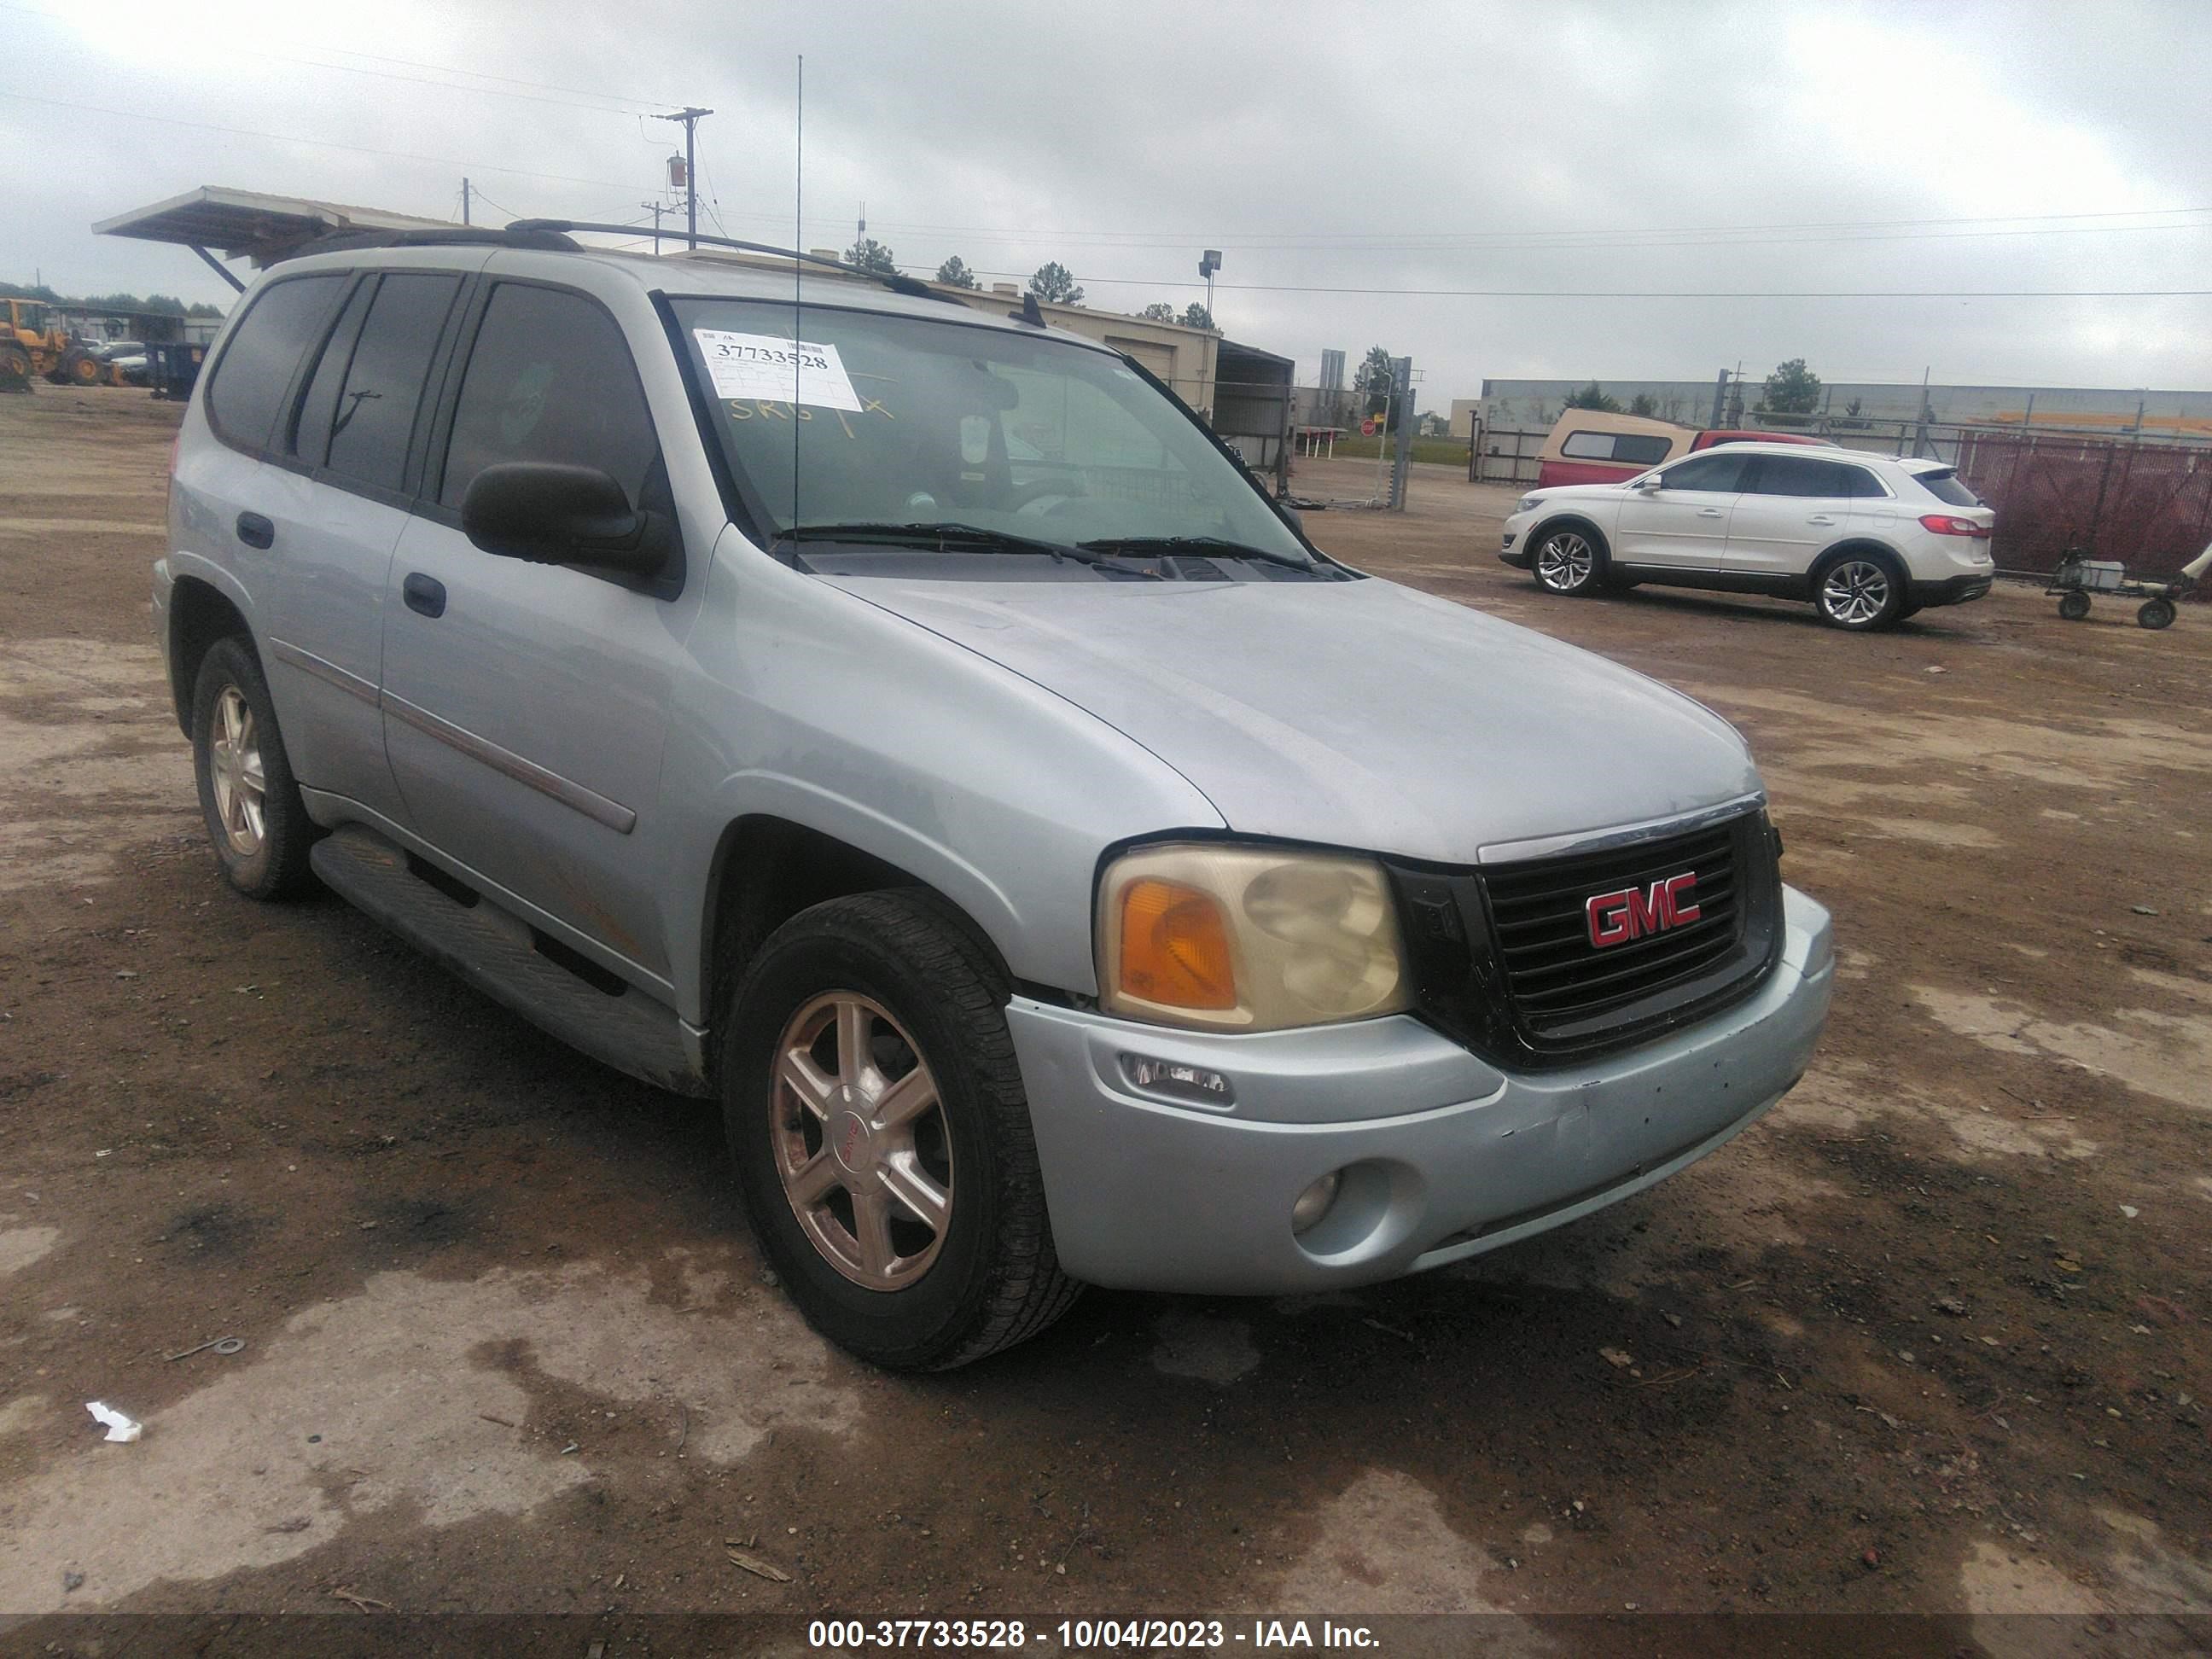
1697;507;1726;518
402;573;446;619
1807;514;1837;525
236;511;274;550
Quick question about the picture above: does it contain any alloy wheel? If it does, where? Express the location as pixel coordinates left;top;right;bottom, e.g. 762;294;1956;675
207;685;267;855
771;992;954;1290
1819;560;1892;626
1535;531;1594;592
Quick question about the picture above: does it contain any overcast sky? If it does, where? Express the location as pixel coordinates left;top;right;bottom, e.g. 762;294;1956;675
8;0;2209;402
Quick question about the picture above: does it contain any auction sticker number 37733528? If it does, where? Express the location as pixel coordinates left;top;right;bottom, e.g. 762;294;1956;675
694;329;864;410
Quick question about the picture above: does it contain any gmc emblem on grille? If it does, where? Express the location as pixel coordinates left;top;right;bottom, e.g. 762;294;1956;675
1586;872;1701;948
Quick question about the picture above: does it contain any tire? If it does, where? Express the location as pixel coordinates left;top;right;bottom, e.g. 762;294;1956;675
1894;599;1924;621
69;353;102;386
2138;598;2176;631
1531;523;1604;596
0;345;31;382
190;637;317;900
2058;591;2092;621
721;892;1082;1370
1813;552;1905;632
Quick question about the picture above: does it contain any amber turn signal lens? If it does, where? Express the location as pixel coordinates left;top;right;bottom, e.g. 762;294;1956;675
1117;878;1237;1010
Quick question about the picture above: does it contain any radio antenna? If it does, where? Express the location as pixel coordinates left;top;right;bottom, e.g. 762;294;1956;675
791;54;803;544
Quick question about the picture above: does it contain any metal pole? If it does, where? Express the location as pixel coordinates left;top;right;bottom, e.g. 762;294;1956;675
1389;357;1416;511
462;178;471;226
655;108;713;251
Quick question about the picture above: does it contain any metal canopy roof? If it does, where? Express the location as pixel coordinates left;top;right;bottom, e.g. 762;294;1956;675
93;187;456;281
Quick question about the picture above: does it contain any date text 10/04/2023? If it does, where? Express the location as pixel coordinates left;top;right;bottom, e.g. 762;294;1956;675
806;1620;1382;1650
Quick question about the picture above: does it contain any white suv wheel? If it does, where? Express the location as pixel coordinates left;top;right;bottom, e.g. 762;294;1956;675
1817;558;1899;631
1534;530;1597;594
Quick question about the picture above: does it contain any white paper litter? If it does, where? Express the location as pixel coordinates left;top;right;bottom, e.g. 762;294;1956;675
86;1401;142;1443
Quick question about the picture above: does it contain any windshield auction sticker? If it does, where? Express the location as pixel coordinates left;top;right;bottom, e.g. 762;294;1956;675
693;329;864;411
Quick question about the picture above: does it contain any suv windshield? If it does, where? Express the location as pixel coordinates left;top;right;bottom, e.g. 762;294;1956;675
672;297;1314;569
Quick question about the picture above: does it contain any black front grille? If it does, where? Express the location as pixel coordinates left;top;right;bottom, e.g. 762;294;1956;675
1388;810;1782;1068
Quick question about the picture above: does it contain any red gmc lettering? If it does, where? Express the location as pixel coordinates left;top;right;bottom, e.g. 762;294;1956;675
1585;872;1702;948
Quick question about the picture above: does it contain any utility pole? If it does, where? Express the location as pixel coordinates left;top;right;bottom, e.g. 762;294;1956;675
641;201;668;256
461;178;471;226
654;107;713;249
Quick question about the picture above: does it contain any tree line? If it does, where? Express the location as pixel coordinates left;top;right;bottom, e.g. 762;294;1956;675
841;241;1212;329
0;280;223;317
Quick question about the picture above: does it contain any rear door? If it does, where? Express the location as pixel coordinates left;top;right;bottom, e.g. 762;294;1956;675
1722;454;1885;582
257;268;467;826
1611;448;1749;570
378;277;693;982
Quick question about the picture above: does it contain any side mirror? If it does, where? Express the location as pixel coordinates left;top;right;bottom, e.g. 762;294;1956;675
461;462;667;576
1634;473;1665;492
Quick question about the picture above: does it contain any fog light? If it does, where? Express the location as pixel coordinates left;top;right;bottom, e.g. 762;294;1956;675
1121;1053;1232;1106
1291;1170;1342;1235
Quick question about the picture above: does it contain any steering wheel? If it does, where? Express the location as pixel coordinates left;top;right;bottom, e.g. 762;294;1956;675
1010;474;1087;515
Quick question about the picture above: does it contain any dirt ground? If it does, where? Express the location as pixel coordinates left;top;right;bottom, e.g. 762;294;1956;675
3;389;2209;1652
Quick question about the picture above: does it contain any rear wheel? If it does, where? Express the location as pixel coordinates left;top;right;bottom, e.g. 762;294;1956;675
2058;591;2092;621
1813;554;1904;631
1532;526;1603;596
0;344;31;382
722;892;1081;1369
2138;597;2176;630
190;637;317;899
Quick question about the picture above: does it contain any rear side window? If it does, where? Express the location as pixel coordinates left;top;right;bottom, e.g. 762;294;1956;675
312;274;463;492
439;283;658;509
1561;429;1673;466
205;275;343;451
1915;469;1982;507
1657;451;1750;492
1744;456;1862;498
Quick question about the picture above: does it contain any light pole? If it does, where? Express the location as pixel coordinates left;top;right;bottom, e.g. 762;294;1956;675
1197;248;1221;324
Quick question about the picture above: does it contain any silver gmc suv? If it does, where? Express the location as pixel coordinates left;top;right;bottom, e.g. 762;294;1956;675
155;226;1833;1368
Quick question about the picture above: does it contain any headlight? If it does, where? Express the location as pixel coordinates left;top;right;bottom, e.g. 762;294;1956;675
1516;495;1541;513
1097;844;1411;1032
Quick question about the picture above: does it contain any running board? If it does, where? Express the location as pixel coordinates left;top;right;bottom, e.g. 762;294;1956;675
310;824;709;1097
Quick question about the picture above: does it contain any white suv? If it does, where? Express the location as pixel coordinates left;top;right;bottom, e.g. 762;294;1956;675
1500;443;1996;631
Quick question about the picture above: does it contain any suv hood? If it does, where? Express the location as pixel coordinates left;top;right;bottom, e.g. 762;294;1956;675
821;572;1761;864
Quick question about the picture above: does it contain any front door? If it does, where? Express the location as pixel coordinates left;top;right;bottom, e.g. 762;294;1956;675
1610;449;1752;571
1723;454;1886;582
378;279;695;983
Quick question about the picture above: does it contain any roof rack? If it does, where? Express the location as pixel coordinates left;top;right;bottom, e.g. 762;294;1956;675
504;221;957;305
306;226;582;256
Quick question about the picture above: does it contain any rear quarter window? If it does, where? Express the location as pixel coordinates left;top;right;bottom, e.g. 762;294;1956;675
1915;469;1982;508
204;275;344;453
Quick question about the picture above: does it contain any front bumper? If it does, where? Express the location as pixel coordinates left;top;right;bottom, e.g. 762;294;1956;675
1499;522;1532;568
1008;886;1831;1294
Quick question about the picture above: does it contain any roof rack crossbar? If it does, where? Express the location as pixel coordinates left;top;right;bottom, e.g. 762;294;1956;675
503;221;956;305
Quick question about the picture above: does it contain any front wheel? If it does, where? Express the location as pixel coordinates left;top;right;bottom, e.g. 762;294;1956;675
722;892;1081;1369
1814;556;1904;631
2138;598;2176;631
2058;591;2091;621
1532;526;1603;595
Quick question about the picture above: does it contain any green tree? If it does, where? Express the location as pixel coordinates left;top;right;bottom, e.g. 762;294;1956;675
844;236;898;276
1139;301;1177;322
1355;345;1405;428
1563;381;1621;413
1180;302;1214;329
1027;261;1084;306
1757;357;1822;421
1627;393;1657;417
934;255;980;289
186;302;224;318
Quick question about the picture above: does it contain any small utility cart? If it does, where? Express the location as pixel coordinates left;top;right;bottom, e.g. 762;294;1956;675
2048;540;2212;630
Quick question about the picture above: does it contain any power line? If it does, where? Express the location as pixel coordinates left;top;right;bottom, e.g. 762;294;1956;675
0;90;643;194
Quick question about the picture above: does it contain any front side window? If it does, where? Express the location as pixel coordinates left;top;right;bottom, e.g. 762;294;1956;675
1657;451;1750;493
671;298;1313;569
440;283;660;509
206;275;344;451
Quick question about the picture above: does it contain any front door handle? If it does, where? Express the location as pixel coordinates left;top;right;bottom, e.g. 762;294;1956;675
1697;507;1726;518
236;511;274;550
402;573;447;619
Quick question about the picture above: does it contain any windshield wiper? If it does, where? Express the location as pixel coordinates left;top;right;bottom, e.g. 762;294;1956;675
1075;534;1324;574
785;521;1160;577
